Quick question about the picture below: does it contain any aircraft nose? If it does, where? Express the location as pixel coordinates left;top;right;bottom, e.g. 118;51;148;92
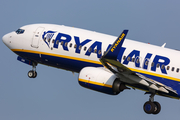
2;33;11;46
2;34;8;44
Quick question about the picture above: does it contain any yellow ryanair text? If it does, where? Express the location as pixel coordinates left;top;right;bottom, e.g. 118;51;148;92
111;33;125;52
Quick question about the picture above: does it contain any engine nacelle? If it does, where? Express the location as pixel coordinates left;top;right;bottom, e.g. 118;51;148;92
78;67;126;95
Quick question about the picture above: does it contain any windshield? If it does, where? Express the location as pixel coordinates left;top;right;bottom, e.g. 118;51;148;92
16;29;25;34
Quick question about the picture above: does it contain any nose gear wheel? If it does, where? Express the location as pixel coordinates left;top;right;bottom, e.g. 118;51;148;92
28;62;37;78
28;70;37;78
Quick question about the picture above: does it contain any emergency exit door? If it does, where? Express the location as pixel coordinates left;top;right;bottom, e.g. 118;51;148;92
31;27;44;48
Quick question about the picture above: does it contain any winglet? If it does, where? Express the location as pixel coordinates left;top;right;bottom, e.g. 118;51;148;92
103;30;128;60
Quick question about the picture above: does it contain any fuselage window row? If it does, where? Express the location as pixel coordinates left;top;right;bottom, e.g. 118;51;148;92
122;56;179;73
50;42;102;55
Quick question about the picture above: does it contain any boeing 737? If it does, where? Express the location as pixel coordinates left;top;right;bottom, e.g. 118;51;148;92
2;24;180;114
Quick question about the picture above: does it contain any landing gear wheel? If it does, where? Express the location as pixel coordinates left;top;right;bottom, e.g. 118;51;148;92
143;92;161;114
143;101;161;114
33;71;37;78
143;101;155;114
28;62;38;78
152;101;161;114
28;70;37;78
28;70;34;78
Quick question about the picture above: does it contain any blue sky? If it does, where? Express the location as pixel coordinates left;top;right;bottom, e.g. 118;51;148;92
1;0;180;119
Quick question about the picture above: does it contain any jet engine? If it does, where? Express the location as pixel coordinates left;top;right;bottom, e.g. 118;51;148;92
78;67;127;95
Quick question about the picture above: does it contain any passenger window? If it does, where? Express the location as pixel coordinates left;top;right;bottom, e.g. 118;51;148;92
79;45;82;50
156;63;160;68
161;64;165;69
176;68;179;73
56;40;59;45
172;67;175;71
151;62;154;67
88;48;92;52
98;50;101;55
123;56;126;60
69;43;72;47
127;57;131;61
132;58;135;62
84;47;87;51
48;38;51;42
136;58;139;64
52;39;55;43
167;66;170;70
65;42;68;47
74;44;77;48
94;49;97;53
145;60;149;66
61;41;64;45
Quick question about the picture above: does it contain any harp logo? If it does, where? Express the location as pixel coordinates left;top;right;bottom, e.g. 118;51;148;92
42;31;56;48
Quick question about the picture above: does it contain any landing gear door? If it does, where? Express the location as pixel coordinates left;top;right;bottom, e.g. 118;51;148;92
31;27;45;48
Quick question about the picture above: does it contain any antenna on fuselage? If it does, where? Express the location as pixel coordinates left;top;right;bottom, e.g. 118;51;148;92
161;43;166;48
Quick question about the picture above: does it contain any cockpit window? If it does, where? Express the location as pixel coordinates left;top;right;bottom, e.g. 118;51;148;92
16;29;25;34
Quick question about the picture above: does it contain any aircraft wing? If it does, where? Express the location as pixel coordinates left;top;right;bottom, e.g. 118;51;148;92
100;30;177;95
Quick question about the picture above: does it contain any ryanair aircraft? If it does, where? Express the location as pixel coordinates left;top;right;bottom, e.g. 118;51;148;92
2;24;180;114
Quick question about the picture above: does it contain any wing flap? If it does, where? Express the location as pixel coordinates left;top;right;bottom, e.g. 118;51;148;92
159;87;169;93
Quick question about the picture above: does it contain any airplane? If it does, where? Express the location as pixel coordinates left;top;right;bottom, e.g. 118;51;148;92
2;24;180;114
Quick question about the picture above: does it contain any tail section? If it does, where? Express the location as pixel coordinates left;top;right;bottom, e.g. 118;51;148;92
103;30;128;60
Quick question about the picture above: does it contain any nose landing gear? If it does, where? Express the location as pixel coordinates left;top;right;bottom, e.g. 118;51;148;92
28;70;37;78
143;93;161;114
28;63;37;78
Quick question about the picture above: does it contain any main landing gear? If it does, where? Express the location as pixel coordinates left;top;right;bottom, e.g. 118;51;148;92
28;63;37;78
143;93;161;114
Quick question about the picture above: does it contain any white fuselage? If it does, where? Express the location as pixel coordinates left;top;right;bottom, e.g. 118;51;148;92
2;24;180;97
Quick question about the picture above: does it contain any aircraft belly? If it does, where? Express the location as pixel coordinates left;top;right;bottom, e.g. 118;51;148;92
14;50;180;98
14;51;102;73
